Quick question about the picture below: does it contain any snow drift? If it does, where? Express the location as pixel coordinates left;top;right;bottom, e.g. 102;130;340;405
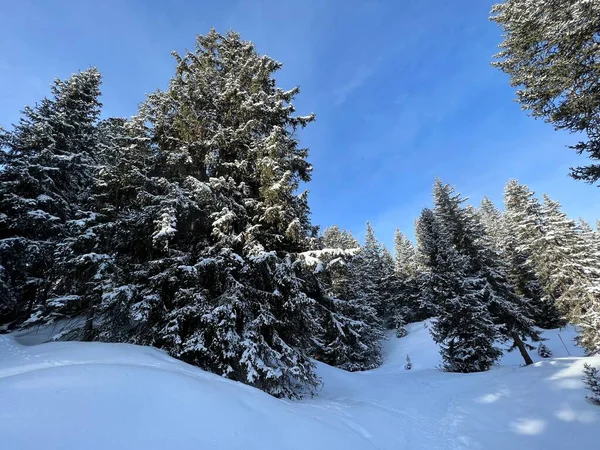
1;321;598;449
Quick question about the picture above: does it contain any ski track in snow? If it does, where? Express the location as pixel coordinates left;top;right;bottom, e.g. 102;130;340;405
1;321;599;450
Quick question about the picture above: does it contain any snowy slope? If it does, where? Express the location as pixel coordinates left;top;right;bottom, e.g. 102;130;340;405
1;322;598;450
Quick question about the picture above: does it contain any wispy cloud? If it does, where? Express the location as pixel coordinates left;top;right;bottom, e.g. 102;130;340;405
332;64;378;106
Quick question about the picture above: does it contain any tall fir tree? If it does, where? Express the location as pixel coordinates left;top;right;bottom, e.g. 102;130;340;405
0;68;102;326
491;0;600;183
432;181;538;367
354;222;397;326
392;227;429;325
502;180;563;328
394;228;417;278
479;197;505;254
320;226;361;309
416;206;502;372
64;115;159;341
577;219;600;261
323;225;360;251
471;207;540;365
307;226;383;370
534;195;600;353
113;30;327;398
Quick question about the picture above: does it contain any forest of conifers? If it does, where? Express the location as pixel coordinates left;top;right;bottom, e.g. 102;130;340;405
1;30;599;399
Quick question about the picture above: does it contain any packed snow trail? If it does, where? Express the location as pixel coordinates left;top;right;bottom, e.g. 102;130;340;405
1;321;598;449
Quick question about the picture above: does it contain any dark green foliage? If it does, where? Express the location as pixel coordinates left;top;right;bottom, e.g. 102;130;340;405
502;180;564;329
392;227;432;325
0;68;102;326
313;226;384;371
435;181;539;366
583;363;600;404
417;206;503;373
538;343;552;358
491;0;600;183
417;181;541;371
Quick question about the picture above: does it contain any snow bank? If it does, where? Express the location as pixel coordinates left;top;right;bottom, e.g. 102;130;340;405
1;322;598;449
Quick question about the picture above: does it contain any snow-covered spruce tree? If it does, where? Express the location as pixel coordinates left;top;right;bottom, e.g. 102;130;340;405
381;246;400;318
433;181;539;366
575;219;600;354
323;225;360;251
577;219;600;262
51;115;164;342
320;225;361;307
535;195;600;354
537;343;552;358
302;226;383;371
392;227;430;324
97;30;327;398
0;68;102;326
491;0;600;183
479;197;505;254
394;228;417;278
318;225;361;309
503;181;600;352
0;143;16;320
582;363;600;404
416;207;502;372
503;180;563;328
472;207;541;365
353;222;398;327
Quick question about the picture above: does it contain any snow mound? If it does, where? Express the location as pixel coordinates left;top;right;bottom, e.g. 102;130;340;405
1;322;599;449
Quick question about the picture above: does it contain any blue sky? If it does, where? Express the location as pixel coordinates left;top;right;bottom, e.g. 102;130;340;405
1;0;597;247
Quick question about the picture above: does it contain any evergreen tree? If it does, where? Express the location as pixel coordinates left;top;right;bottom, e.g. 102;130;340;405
575;218;600;349
432;181;538;366
577;219;600;262
318;225;361;314
502;180;600;352
535;195;600;353
503;180;563;328
323;225;360;251
381;245;399;317
537;343;552;358
394;228;417;278
491;0;600;183
66;115;159;341
392;227;430;324
472;205;541;365
0;68;102;326
416;207;502;372
113;30;326;398
582;363;600;404
479;197;504;254
310;226;383;370
314;225;391;361
353;222;397;326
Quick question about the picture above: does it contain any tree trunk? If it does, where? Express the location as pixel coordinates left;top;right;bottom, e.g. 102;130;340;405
83;298;95;341
511;331;534;366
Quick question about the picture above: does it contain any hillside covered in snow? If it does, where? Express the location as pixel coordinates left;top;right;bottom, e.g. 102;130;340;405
1;321;598;450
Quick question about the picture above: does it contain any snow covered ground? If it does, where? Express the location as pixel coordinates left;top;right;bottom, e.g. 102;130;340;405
1;321;598;449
